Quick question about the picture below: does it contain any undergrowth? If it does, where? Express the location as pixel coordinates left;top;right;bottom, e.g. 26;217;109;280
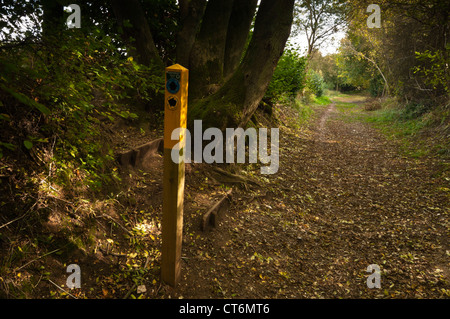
364;97;450;159
0;27;163;298
0;29;162;190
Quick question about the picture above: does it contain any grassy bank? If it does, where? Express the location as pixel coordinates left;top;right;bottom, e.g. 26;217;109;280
364;98;450;160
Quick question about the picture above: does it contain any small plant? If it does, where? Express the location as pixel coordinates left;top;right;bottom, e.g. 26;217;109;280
306;70;325;98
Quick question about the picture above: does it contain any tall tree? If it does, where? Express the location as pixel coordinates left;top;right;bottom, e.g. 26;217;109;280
41;0;66;39
222;0;258;79
188;0;295;128
345;0;449;101
180;0;258;100
109;0;295;127
293;0;347;57
187;0;235;99
111;0;164;70
176;0;207;67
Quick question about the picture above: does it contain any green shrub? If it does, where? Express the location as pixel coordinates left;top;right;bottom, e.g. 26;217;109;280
0;28;162;190
300;87;315;104
413;45;450;94
306;70;325;97
266;49;307;101
402;102;432;120
369;75;384;97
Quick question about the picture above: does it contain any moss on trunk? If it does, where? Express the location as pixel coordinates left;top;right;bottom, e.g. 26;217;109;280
188;68;246;130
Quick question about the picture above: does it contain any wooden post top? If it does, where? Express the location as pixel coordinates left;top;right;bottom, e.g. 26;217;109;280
164;64;189;150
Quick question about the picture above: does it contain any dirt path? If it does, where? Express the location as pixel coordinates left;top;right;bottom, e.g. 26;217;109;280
171;97;449;298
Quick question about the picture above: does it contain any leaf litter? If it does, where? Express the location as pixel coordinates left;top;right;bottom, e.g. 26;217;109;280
2;96;447;299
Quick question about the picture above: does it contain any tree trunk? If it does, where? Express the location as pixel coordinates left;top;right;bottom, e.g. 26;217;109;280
111;0;164;70
188;0;235;100
41;0;66;39
176;0;207;67
223;0;258;79
188;0;295;129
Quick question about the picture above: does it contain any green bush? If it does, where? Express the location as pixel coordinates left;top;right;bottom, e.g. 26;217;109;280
0;28;162;189
300;86;314;104
369;75;384;97
306;70;325;97
265;49;307;101
413;44;450;94
402;102;432;120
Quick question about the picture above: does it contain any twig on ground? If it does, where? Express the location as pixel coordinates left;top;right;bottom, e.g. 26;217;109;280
15;248;61;272
98;214;133;236
47;279;78;299
0;201;38;230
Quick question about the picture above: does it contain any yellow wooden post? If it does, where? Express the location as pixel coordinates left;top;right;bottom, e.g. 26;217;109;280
161;64;188;287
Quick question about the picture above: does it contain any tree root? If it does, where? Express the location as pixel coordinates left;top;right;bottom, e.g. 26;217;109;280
209;166;260;187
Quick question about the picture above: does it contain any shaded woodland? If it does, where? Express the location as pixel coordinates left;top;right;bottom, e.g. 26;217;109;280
0;0;448;300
